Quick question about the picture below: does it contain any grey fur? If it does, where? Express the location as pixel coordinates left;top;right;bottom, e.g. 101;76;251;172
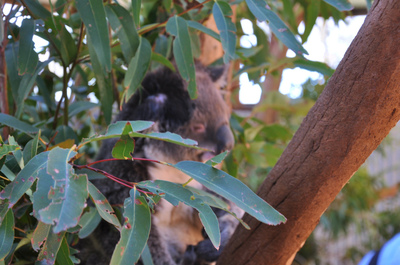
77;64;242;265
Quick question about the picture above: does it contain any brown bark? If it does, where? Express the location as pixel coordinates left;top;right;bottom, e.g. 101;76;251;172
218;0;400;264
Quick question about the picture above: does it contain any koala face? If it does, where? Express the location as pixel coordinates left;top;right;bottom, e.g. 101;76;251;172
118;64;234;164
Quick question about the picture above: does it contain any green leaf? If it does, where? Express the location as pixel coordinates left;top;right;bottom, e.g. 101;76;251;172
23;131;41;164
16;59;53;119
132;0;141;26
110;188;151;265
105;4;140;63
245;0;308;56
303;0;320;42
293;59;335;76
37;229;65;264
166;16;197;99
151;53;176;72
112;122;135;159
32;164;55;220
0;113;39;134
78;207;102;239
144;132;198;147
205;151;229;167
38;148;88;233
55;236;74;265
88;182;121;228
173;161;287;225
187;21;220;41
32;222;51;251
123;37;152;102
0;209;14;261
68;101;99;118
141;244;154;265
23;0;52;19
18;19;38;75
213;1;236;63
54;125;79;145
0;152;49;207
78;121;154;149
138;180;221;249
0;144;21;160
76;0;111;72
323;0;353;11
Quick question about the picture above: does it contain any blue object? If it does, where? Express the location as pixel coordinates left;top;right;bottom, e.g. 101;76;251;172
358;233;400;265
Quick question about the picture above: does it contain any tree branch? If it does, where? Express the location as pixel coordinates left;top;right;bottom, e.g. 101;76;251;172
218;0;400;264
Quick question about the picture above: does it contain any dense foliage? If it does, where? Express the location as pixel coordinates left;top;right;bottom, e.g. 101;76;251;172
0;0;383;264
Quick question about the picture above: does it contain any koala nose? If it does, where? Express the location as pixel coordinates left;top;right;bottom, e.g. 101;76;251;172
216;124;234;154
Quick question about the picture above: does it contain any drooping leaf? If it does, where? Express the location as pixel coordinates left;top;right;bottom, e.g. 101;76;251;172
110;188;151;265
141;244;154;265
323;0;353;11
0;209;14;260
55;236;74;265
138;180;221;249
245;0;308;56
87;34;113;124
166;16;197;99
105;4;140;63
32;222;51;251
76;0;111;72
112;122;135;159
303;0;320;42
38;148;88;233
173;161;287;225
123;37;152;102
187;21;220;41
213;1;236;63
0;152;49;207
87;182;121;228
68;101;99;118
294;59;335;76
16;59;53;119
37;229;65;264
132;0;141;26
0;113;39;134
78;207;102;239
22;131;41;164
23;0;51;19
18;19;38;75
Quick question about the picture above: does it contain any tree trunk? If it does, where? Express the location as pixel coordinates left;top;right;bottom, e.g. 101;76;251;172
218;0;400;264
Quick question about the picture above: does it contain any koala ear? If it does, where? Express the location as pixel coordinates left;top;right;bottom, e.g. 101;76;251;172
207;65;229;88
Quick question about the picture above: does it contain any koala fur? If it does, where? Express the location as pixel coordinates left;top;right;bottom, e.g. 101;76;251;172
78;63;242;265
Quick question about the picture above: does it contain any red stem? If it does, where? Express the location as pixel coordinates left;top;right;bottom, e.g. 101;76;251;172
86;157;161;167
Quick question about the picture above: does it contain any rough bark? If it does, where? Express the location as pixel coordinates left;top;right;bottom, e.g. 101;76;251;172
218;0;400;264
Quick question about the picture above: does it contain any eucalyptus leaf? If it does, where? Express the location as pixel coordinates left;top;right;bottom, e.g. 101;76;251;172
323;0;353;11
213;1;236;63
0;209;14;261
0;113;39;134
166;16;197;99
32;222;51;251
138;180;221;249
37;229;65;264
76;0;111;72
18;19;38;75
173;161;286;225
78;207;102;239
110;188;151;265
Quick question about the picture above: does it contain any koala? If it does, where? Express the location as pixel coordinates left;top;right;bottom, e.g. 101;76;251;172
78;63;242;265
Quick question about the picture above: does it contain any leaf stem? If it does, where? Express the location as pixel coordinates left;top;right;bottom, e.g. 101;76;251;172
86;157;161;167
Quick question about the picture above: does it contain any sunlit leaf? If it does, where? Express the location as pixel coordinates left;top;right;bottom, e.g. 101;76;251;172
166;16;197;99
205;151;229;167
138;180;221;249
76;0;111;72
123;37;152;102
18;19;38;75
151;53;176;72
245;0;308;56
106;4;140;63
88;182;121;228
38;148;88;233
0;209;14;261
0;144;21;160
213;1;236;63
110;188;151;265
173;161;286;225
323;0;353;11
